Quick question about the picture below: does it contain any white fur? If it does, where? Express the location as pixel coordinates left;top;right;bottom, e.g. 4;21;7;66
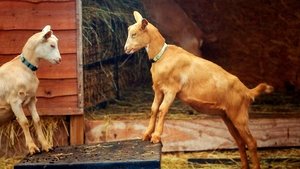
0;25;61;155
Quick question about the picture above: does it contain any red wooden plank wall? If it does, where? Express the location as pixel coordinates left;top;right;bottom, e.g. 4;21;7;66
0;0;82;115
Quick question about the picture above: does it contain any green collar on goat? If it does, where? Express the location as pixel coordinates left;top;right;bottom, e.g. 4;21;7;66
150;43;168;63
20;54;38;71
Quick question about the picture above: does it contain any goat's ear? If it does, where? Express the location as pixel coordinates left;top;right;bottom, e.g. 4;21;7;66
42;25;51;33
42;25;52;39
141;18;148;30
133;11;143;22
42;25;52;40
43;30;53;40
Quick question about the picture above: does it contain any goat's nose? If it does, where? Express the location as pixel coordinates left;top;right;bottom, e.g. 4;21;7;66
124;45;131;54
57;58;62;63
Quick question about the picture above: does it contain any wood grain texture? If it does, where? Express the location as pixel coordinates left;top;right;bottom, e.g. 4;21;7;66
0;0;76;30
76;0;84;111
0;30;76;54
33;107;82;116
37;79;77;98
32;96;82;115
85;117;300;152
37;95;78;108
70;115;84;145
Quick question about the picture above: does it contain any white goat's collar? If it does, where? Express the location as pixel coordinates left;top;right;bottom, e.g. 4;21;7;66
20;54;38;71
150;43;168;63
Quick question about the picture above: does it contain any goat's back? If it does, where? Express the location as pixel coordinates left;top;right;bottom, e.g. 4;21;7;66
152;45;251;111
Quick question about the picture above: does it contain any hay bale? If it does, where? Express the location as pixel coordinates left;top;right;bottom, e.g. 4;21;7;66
82;0;151;112
0;117;68;157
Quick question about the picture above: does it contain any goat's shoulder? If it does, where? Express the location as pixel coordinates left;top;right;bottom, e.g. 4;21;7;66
0;60;38;85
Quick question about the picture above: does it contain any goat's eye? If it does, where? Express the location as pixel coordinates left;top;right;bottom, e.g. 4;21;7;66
131;33;137;38
50;44;55;48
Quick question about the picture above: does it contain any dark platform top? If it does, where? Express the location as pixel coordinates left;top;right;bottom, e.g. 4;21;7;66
14;139;162;169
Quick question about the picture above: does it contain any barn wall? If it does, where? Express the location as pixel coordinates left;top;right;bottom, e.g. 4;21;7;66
175;0;300;92
0;0;82;115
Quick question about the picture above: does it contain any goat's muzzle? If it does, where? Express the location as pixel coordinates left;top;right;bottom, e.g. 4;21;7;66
55;58;62;64
124;46;135;55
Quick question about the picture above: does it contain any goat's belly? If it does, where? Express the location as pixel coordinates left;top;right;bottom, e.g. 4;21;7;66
188;102;224;115
178;94;225;115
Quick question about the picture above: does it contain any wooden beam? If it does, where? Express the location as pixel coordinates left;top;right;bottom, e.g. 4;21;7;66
76;0;84;113
70;115;84;145
85;117;300;152
36;96;80;115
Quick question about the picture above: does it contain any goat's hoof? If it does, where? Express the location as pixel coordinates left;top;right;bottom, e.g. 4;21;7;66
42;143;53;152
150;134;161;144
142;133;152;141
28;144;40;155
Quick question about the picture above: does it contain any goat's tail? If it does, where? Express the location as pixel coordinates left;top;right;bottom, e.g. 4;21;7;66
249;83;274;99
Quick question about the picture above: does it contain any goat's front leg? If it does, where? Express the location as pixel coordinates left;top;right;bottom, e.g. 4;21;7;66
11;100;39;155
28;98;52;152
151;91;176;143
143;90;163;141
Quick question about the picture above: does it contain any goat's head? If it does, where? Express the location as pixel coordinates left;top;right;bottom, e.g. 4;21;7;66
23;25;61;64
124;11;151;54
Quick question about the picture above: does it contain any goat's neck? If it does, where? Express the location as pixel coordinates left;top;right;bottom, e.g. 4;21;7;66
22;50;39;68
146;29;166;60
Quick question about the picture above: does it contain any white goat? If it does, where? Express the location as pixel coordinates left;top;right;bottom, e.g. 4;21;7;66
0;25;61;155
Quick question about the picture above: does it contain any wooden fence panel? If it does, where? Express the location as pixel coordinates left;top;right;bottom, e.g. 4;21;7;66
0;30;76;55
37;79;77;98
0;0;76;30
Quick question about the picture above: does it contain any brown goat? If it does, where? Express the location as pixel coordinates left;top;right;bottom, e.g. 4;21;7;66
124;11;273;169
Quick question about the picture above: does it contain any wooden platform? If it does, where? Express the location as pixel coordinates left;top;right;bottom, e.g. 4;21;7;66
84;86;300;152
14;139;161;169
85;116;300;152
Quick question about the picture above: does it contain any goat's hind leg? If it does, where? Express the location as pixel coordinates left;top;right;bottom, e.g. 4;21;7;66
222;114;249;169
11;101;39;155
143;90;163;141
28;98;52;152
232;110;260;169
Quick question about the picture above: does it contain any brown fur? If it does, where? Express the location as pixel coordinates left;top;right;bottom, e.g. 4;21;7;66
124;11;273;169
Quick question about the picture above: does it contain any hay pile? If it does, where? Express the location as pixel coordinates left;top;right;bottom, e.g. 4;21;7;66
0;117;68;157
82;0;151;112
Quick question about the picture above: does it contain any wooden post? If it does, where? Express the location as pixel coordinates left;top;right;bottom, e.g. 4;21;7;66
70;115;84;145
69;0;84;146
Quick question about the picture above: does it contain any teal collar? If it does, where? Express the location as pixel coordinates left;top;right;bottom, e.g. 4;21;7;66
20;54;38;71
150;43;168;63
